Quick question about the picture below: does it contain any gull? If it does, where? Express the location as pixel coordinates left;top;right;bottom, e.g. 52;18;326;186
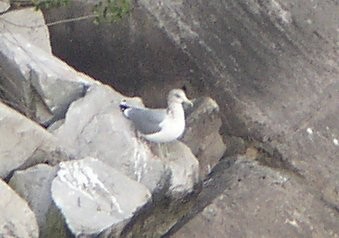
119;89;193;144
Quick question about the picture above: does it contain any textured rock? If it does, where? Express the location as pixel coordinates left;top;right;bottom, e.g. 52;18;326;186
172;157;339;238
157;142;200;198
50;157;152;237
0;102;63;179
0;31;94;125
9;164;57;237
0;0;9;13
0;179;39;238
0;8;51;53
183;97;226;177
52;84;170;194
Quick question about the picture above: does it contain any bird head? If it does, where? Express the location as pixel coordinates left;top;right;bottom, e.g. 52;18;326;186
168;89;193;106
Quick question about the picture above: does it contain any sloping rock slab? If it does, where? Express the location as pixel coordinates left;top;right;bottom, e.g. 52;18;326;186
51;157;152;237
0;32;94;125
52;84;169;194
0;102;61;178
9;164;57;237
172;157;339;238
0;179;39;238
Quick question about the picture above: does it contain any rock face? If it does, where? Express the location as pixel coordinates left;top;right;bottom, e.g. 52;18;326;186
172;157;339;238
51;157;152;237
0;179;39;238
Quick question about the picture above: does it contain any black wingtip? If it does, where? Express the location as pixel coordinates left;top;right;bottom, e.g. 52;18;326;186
119;100;129;112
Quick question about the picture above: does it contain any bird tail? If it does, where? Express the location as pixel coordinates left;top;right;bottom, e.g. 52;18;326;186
119;100;130;112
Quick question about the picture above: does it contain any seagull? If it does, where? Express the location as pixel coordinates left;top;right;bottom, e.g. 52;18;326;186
119;89;193;143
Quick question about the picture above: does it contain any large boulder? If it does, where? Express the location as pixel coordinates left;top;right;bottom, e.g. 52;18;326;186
8;164;57;237
0;179;39;238
0;8;51;53
50;157;152;237
0;0;9;13
0;102;66;179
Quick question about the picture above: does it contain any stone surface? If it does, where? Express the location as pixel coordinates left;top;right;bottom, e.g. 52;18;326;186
51;157;152;237
0;102;63;179
0;31;94;126
159;142;200;198
0;8;51;53
0;179;39;238
9;164;57;237
182;97;226;177
52;84;170;194
171;157;339;238
0;0;9;13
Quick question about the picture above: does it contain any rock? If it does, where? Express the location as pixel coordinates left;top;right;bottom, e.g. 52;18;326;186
0;102;66;179
156;142;200;198
0;8;51;53
0;179;39;238
171;157;339;238
0;32;94;126
52;84;170;194
0;0;9;13
50;157;152;237
8;164;57;237
182;97;226;177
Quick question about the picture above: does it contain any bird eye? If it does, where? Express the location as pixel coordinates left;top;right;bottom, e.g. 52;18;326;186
175;93;181;98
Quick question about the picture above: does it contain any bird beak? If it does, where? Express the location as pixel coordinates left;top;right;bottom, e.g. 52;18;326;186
184;99;194;107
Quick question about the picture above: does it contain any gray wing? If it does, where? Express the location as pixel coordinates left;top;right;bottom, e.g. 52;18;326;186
125;107;167;134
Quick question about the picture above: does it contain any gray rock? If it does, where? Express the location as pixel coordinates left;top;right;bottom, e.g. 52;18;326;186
172;157;339;238
0;0;9;13
153;142;200;198
0;8;51;53
8;164;57;237
52;84;170;194
51;157;152;237
0;179;39;238
0;102;63;179
182;97;226;177
0;32;94;125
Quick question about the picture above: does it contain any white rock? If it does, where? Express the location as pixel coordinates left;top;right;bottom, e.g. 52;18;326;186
0;102;57;178
0;0;9;13
164;142;200;198
9;164;57;237
0;179;39;238
0;8;50;52
51;157;151;236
